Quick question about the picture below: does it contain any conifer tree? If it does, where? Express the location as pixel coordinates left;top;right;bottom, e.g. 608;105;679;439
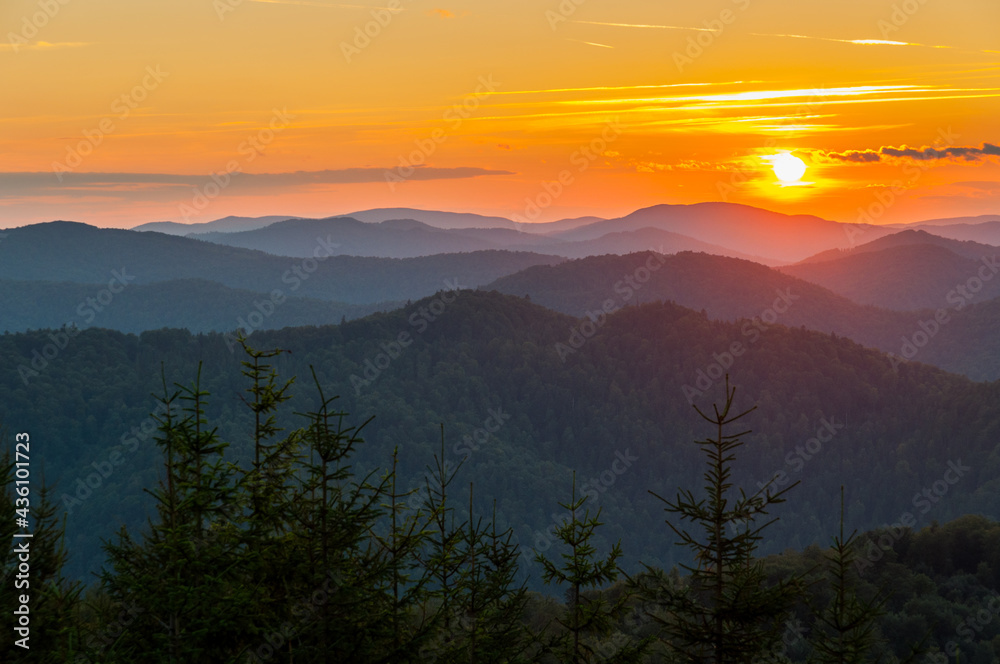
536;472;648;664
641;376;800;664
280;367;398;663
370;449;438;662
239;339;298;526
99;366;254;662
808;487;886;664
233;340;303;662
275;366;452;663
456;494;536;664
418;426;468;661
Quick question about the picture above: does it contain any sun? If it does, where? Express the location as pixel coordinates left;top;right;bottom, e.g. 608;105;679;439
771;153;807;183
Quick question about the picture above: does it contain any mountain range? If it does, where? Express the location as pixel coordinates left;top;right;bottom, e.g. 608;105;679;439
888;215;1000;245
0;221;563;304
5;203;1000;380
780;231;1000;311
187;216;774;262
4;199;1000;588
131;202;894;263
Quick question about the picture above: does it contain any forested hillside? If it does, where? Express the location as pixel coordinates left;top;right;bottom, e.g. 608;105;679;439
0;278;396;334
0;221;563;303
489;251;1000;381
3;290;999;585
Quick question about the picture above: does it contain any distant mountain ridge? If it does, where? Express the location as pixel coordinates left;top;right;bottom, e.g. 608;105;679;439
899;218;1000;246
795;228;1000;264
550;202;898;262
780;234;1000;310
123;203;1000;263
187;215;782;263
0;278;395;334
0;221;564;304
342;207;521;230
902;214;1000;228
487;250;1000;381
130;208;601;235
132;215;301;235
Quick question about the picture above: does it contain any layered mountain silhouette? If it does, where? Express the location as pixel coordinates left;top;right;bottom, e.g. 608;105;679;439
129;202;897;263
187;216;775;263
132;208;602;235
795;228;1000;263
780;232;1000;310
132;214;299;235
890;215;1000;246
7;207;1000;378
6;201;1000;585
0;278;394;334
487;251;1000;381
548;202;897;262
342;207;524;230
0;221;563;304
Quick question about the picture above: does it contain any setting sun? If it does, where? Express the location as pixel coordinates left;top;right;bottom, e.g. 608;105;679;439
771;153;808;184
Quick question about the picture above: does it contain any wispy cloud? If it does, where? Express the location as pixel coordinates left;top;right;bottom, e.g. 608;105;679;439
953;181;1000;192
554;84;921;106
624;113;906;135
748;32;913;47
565;38;614;49
490;81;747;97
572;20;718;32
745;31;998;54
0;41;91;53
490;83;1000;114
573;20;987;53
247;0;400;9
815;143;1000;164
0;167;514;199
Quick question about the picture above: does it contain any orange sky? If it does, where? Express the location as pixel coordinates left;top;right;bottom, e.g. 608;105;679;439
1;0;998;228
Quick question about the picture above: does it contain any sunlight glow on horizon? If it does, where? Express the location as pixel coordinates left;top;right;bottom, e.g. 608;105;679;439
0;0;997;227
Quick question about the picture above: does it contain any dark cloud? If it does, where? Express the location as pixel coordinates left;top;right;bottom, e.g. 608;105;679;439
818;143;1000;164
0;167;515;198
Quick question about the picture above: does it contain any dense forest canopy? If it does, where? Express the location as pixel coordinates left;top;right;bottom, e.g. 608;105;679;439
3;289;999;586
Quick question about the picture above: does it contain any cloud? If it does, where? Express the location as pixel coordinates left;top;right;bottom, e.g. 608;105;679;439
247;0;398;8
946;181;1000;198
816;143;1000;164
572;20;718;32
747;32;933;49
572;21;977;52
953;180;1000;192
0;41;91;53
565;38;614;49
0;167;515;199
427;8;454;18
